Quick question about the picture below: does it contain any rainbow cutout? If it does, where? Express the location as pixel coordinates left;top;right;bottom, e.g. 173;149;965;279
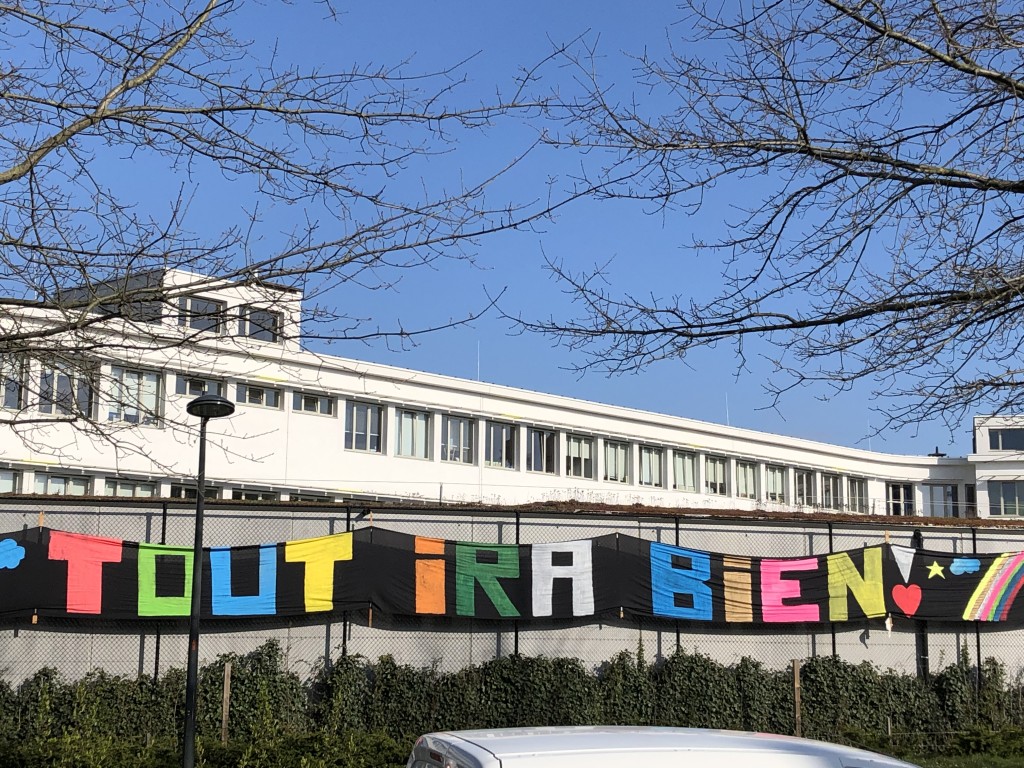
963;552;1024;621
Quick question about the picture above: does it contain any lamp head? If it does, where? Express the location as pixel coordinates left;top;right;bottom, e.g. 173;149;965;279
186;393;235;420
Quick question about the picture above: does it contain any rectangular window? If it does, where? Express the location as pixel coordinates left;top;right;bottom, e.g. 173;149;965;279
293;391;335;416
396;409;430;459
965;483;977;517
566;435;594;479
604;440;629;483
672;450;697;491
236;383;282;408
175;375;224;398
989;481;1024;516
0;469;20;493
100;296;162;323
989;428;1024;451
765;465;787;503
104;479;156;498
35;473;90;496
639;446;663;487
848;477;868;513
0;358;24;410
887;482;914;516
441;415;475;463
527;427;558;474
290;493;331;503
705;455;727;495
39;365;94;417
823;473;843;511
177;296;226;333
107;366;162;425
485;421;517;469
795;470;816;506
169;484;219;500
231;489;279;501
736;461;757;499
345;401;383;452
923;484;958;518
239;307;281;342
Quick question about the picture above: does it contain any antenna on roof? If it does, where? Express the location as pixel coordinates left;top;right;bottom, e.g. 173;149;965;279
928;446;947;457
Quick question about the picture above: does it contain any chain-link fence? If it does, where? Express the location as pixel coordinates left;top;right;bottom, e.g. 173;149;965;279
0;497;1020;684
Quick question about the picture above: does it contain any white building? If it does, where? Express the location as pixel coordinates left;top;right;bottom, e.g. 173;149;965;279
0;268;1021;518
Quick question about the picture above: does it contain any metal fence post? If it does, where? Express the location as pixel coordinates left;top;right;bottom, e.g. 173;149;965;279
911;529;930;680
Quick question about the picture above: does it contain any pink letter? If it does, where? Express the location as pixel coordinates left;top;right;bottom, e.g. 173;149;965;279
48;531;123;614
760;557;820;623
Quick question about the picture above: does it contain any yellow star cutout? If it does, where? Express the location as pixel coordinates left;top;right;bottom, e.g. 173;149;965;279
927;561;945;579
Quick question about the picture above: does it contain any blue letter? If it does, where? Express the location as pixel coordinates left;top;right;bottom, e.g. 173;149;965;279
210;545;277;616
650;542;712;620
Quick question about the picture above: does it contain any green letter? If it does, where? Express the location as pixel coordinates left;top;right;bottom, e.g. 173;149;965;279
455;543;520;617
138;543;193;617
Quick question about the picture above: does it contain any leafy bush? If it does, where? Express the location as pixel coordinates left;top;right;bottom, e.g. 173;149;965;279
8;637;1024;764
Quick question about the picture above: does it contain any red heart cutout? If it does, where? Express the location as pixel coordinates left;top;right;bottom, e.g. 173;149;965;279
892;584;922;616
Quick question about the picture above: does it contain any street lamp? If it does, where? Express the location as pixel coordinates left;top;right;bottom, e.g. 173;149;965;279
182;393;235;768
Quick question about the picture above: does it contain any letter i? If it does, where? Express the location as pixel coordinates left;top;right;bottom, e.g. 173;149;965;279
723;556;753;623
415;537;446;614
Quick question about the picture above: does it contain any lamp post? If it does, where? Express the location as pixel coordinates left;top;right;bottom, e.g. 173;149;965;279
182;393;235;768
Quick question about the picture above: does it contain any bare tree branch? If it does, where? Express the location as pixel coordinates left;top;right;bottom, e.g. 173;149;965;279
531;0;1024;438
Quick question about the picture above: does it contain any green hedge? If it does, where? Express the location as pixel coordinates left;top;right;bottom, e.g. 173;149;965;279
1;639;1023;766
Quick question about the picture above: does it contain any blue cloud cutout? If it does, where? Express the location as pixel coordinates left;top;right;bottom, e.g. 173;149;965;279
0;539;25;570
950;558;981;576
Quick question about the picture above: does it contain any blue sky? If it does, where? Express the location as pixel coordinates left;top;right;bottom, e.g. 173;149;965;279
215;2;973;457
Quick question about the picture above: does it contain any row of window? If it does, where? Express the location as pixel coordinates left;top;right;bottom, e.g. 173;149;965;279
0;470;325;502
116;296;283;343
0;466;977;518
0;361;981;514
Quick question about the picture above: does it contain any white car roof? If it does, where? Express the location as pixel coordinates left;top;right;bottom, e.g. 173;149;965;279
416;726;919;767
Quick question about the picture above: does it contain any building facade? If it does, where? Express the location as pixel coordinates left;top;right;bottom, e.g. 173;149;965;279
0;269;1020;518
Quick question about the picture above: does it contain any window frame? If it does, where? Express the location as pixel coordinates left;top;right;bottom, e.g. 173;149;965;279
0;469;21;494
795;469;816;506
107;366;163;425
231;489;279;502
0;357;24;410
35;473;91;496
848;477;868;513
603;440;630;484
176;375;224;398
39;364;94;417
923;483;958;518
672;449;697;492
104;478;157;498
734;461;757;499
169;484;220;500
705;455;727;496
886;482;915;516
441;414;475;464
822;473;843;511
344;400;383;452
177;296;227;334
485;420;518;470
565;434;595;480
639;445;664;487
765;465;787;503
989;428;1024;451
235;383;282;409
396;408;430;459
293;391;336;417
238;307;282;343
526;427;558;474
